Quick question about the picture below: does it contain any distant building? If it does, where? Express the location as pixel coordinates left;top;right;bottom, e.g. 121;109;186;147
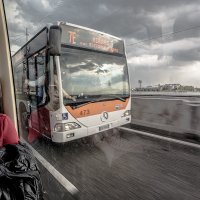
161;84;181;91
182;85;194;92
133;83;197;92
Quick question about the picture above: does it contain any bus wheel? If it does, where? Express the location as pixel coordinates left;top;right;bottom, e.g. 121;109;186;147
19;104;29;140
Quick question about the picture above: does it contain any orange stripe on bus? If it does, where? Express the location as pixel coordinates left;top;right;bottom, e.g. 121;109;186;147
66;98;129;118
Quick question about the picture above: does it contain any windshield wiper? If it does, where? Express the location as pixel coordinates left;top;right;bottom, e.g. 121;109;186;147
105;94;127;102
71;97;113;109
71;95;128;109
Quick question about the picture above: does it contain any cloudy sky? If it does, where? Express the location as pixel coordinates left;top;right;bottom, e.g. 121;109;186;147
4;0;200;88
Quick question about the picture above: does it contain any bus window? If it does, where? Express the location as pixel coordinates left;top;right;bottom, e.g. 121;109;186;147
26;52;47;107
22;61;28;95
35;52;47;106
27;56;37;106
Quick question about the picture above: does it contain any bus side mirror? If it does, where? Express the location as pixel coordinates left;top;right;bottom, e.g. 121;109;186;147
49;25;62;56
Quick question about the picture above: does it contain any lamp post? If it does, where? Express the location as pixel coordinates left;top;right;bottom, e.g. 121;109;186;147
138;80;142;89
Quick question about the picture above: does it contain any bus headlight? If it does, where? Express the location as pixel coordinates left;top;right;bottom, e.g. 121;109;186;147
54;122;81;132
122;110;131;117
64;122;81;131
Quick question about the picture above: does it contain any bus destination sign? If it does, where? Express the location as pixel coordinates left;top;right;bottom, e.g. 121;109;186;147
60;24;124;54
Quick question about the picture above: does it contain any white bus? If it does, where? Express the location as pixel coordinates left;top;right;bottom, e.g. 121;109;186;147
12;22;131;143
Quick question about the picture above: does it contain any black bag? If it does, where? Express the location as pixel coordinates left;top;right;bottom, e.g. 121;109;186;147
0;142;43;200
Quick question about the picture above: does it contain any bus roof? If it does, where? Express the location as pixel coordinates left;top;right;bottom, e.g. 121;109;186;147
12;21;125;64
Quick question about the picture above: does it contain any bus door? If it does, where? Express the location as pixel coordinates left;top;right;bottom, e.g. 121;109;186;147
27;52;47;134
35;52;50;135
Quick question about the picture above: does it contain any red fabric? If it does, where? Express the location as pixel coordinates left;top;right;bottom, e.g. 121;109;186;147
0;114;19;148
28;107;50;143
28;128;40;143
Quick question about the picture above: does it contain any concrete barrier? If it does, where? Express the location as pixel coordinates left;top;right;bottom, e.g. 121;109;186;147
131;97;200;136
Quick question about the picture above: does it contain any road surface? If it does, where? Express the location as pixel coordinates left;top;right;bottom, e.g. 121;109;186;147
27;128;200;200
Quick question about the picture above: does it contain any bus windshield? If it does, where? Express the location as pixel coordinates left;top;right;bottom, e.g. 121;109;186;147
60;47;129;105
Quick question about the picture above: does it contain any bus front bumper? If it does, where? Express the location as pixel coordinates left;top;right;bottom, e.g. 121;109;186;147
51;116;131;143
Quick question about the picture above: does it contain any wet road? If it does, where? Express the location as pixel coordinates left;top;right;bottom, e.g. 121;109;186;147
29;128;200;200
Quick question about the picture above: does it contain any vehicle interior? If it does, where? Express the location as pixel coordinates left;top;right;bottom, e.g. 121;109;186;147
1;0;200;200
0;0;17;127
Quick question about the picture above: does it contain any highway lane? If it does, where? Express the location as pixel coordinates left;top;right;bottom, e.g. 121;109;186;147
29;128;200;200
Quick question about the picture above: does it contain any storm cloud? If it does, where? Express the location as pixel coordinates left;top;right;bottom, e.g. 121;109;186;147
4;0;200;87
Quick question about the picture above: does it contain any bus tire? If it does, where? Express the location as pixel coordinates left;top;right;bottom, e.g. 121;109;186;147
19;103;29;140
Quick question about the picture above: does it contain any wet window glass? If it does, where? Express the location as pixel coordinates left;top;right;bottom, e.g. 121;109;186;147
3;0;200;200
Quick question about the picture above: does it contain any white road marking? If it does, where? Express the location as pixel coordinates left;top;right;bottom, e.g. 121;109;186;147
118;127;200;149
20;138;79;196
